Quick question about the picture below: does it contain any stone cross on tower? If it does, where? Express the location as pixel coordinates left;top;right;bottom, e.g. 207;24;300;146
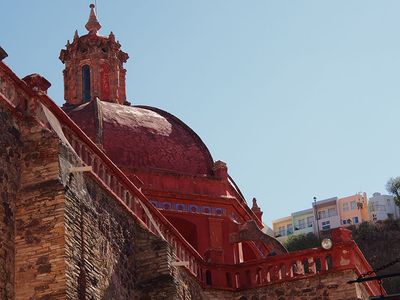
59;4;129;110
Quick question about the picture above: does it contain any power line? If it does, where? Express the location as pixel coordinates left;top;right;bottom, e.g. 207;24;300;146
348;255;400;297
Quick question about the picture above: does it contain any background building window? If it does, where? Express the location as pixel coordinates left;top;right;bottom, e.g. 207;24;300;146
328;208;337;217
350;201;357;210
287;224;293;235
352;216;359;224
318;210;326;219
278;226;286;236
307;216;314;227
321;221;330;230
369;202;376;212
343;203;349;211
298;219;306;229
342;219;353;225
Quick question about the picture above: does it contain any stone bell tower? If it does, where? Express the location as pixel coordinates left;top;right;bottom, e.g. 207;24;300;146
59;4;129;109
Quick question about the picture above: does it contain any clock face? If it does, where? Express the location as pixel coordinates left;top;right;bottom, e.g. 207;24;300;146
321;238;333;250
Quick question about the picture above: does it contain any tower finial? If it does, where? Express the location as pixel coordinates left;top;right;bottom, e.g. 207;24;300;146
85;4;101;34
251;197;263;222
252;197;259;209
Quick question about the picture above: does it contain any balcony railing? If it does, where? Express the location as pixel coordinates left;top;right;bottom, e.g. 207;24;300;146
200;239;383;295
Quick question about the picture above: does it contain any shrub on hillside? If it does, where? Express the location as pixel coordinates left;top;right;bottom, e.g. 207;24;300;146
284;232;319;252
351;219;400;294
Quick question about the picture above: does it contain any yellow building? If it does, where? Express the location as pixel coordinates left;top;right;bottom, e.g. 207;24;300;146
272;216;293;242
338;193;369;226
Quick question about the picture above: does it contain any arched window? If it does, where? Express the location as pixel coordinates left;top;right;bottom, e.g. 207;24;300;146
82;65;91;102
226;272;232;288
303;258;310;274
315;258;322;273
245;270;252;287
256;267;262;284
326;255;333;270
205;270;212;285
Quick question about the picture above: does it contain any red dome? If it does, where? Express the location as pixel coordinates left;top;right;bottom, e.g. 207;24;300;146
67;100;215;175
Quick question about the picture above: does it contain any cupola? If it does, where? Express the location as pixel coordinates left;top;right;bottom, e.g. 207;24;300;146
59;4;129;109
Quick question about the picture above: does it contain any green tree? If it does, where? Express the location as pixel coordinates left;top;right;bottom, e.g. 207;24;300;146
386;177;400;208
283;233;319;252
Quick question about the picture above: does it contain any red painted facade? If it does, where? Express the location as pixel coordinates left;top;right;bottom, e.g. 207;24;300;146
61;5;287;265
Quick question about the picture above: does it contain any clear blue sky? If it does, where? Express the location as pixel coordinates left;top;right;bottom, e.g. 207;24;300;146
2;1;400;225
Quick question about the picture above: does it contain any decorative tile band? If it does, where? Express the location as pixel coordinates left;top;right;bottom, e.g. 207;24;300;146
150;200;225;216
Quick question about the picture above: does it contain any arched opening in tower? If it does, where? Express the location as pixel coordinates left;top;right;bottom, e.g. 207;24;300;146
82;65;91;102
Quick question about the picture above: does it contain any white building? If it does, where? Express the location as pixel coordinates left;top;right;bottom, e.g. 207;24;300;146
369;192;400;221
313;197;341;232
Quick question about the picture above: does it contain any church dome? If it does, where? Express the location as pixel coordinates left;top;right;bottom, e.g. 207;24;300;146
68;100;215;176
61;5;215;176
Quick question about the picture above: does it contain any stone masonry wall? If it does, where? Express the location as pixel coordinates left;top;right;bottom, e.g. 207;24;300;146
203;269;370;300
0;107;22;300
173;267;207;300
14;125;66;300
134;226;206;300
134;227;175;299
61;143;137;299
60;143;186;299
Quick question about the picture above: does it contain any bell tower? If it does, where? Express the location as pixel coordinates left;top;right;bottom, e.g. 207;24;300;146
59;4;129;109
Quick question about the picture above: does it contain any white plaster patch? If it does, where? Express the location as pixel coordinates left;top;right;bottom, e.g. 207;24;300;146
340;256;350;266
101;101;172;136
